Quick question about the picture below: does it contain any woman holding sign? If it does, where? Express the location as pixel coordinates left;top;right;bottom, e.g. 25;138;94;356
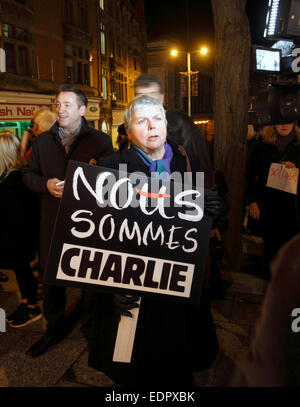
82;95;222;387
246;123;300;280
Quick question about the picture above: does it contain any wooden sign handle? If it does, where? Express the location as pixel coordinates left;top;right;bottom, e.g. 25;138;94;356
112;298;141;363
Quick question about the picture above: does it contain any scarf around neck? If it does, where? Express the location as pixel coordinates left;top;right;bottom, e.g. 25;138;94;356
58;123;82;153
132;142;173;179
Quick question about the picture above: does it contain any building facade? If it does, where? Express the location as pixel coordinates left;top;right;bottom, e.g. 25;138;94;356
0;0;147;145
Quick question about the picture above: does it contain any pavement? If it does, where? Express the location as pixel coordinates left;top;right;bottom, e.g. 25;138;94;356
0;238;268;388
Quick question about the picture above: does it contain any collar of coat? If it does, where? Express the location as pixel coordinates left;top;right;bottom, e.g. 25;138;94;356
102;138;189;175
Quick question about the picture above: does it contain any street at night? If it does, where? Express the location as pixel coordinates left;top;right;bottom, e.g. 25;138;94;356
0;0;300;397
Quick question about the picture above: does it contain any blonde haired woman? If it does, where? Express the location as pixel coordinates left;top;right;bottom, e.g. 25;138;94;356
23;109;56;162
246;123;300;280
0;131;41;327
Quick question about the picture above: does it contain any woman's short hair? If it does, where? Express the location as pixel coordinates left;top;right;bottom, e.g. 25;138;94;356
35;109;57;134
124;95;167;131
262;124;300;144
0;131;24;178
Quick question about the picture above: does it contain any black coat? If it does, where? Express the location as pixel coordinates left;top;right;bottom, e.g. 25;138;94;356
246;138;300;221
22;118;114;270
246;138;300;260
0;170;39;268
82;140;219;386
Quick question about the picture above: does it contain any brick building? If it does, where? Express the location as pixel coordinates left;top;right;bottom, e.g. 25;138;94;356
0;0;147;145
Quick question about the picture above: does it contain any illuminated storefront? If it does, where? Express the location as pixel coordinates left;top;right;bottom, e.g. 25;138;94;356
0;91;54;138
0;91;102;137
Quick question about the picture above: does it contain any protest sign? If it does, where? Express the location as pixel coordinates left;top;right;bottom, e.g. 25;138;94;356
267;162;299;195
44;160;212;305
44;160;212;362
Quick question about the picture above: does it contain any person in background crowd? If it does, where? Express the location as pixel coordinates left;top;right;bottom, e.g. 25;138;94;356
243;124;263;237
20;107;50;159
0;131;41;327
115;123;128;151
25;109;57;162
134;74;214;187
232;232;300;386
23;85;114;357
246;122;300;280
203;120;215;166
83;95;221;387
166;109;229;298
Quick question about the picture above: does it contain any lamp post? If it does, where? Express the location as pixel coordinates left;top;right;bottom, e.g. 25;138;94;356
171;47;208;117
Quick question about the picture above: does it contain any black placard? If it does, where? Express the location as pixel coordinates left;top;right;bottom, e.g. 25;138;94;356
44;160;212;304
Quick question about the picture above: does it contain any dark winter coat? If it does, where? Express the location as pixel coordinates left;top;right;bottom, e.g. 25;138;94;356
246;138;300;261
22;118;114;271
0;170;39;268
246;138;300;223
82;140;219;386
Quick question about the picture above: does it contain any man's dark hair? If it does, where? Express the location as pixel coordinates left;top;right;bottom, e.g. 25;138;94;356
134;74;163;94
56;85;88;107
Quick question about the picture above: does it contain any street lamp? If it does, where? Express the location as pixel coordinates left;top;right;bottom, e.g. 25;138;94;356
171;47;209;117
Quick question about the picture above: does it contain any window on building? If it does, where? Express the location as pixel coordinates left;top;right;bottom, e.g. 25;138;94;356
2;23;14;38
84;63;90;85
64;47;90;86
4;43;16;74
79;3;88;32
115;72;127;102
77;62;82;83
66;65;74;83
102;77;107;99
108;0;114;15
116;38;121;60
18;46;29;76
63;0;73;25
109;36;115;58
16;27;27;42
133;57;137;70
101;31;106;55
3;22;33;78
99;0;104;10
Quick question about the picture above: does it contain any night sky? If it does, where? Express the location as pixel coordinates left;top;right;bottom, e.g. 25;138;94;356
145;0;271;49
